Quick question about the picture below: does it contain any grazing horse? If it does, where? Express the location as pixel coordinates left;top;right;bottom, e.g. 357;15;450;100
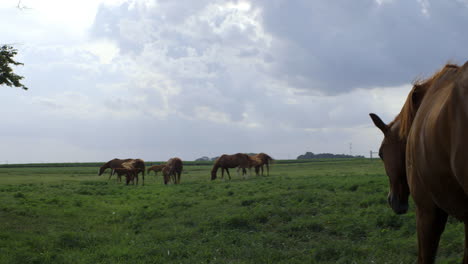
113;161;140;185
252;153;274;176
370;62;468;263
162;158;183;185
147;164;166;176
245;155;263;176
211;153;250;180
98;158;146;185
98;158;132;180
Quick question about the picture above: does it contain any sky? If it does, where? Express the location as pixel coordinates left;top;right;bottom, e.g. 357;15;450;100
2;0;468;163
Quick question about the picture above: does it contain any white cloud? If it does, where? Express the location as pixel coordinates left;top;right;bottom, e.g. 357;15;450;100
83;39;120;64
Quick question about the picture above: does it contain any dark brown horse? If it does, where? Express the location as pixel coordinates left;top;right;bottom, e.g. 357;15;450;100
147;164;166;176
211;153;250;180
162;158;183;184
370;63;468;263
98;158;146;185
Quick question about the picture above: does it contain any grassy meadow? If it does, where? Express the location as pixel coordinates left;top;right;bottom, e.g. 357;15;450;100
0;159;464;263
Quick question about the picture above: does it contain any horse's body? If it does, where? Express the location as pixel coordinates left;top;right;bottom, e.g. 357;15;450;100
98;158;145;185
247;155;263;176
371;63;468;263
114;161;140;185
251;153;274;176
211;153;250;180
162;158;183;184
98;158;132;179
147;164;166;176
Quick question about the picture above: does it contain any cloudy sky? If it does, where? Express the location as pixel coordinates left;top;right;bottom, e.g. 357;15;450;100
1;0;468;163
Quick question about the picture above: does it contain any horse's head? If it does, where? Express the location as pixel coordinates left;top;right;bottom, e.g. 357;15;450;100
210;168;217;180
370;113;409;215
98;166;106;176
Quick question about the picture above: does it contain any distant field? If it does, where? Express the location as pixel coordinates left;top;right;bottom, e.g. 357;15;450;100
0;159;464;263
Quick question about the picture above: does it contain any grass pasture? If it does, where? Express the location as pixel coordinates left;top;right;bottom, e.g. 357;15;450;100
0;159;464;263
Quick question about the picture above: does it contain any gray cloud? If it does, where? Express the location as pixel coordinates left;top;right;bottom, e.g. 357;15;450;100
4;0;465;163
253;0;468;93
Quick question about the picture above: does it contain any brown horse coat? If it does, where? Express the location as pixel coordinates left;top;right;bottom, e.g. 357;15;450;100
147;164;166;176
114;161;139;185
211;153;250;180
251;153;274;176
98;158;132;179
98;158;146;185
162;158;183;184
371;62;468;263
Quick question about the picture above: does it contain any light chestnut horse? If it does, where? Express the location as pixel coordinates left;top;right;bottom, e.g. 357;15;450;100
370;63;468;263
242;155;263;176
252;153;274;176
98;158;146;185
211;153;251;180
113;161;139;185
162;158;183;185
147;164;166;176
98;158;132;180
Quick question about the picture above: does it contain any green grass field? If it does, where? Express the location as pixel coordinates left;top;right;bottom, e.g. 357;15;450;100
0;159;464;263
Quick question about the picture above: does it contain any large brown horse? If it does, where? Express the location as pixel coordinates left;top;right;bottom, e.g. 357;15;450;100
370;63;468;263
162;158;183;184
211;153;250;180
98;158;146;185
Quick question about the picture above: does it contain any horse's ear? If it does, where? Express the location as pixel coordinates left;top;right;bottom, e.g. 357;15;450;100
369;113;388;134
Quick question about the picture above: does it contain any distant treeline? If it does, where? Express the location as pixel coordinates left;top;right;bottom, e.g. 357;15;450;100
195;153;259;162
297;152;364;159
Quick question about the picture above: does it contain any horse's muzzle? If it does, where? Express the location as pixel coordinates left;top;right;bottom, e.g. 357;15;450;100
388;193;408;215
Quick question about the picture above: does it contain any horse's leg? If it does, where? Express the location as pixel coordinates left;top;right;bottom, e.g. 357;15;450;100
464;222;468;264
415;205;448;263
108;169;113;180
226;168;231;180
125;173;130;185
266;164;269;176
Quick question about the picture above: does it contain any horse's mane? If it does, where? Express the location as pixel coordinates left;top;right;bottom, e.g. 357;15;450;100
396;63;459;139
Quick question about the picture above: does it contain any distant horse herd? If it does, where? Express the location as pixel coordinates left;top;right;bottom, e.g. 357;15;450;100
98;153;273;186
